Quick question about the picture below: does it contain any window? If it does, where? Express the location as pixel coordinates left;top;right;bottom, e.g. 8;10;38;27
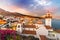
18;25;20;28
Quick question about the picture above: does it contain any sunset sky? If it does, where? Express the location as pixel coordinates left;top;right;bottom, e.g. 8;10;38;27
0;0;60;19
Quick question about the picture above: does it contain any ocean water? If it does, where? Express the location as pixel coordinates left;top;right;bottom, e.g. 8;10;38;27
52;19;60;29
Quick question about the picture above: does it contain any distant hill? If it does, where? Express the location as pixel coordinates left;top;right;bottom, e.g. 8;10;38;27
0;8;41;18
0;8;23;16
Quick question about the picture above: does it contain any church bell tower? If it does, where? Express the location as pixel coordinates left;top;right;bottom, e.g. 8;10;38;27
45;11;52;27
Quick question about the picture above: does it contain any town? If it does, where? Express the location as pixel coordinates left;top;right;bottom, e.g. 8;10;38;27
0;11;60;40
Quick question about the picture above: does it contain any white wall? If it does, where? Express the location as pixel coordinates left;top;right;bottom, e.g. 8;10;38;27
56;33;60;40
45;18;51;27
16;24;23;33
36;25;48;38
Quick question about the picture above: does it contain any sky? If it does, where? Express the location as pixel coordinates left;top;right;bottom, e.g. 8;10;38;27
0;0;60;19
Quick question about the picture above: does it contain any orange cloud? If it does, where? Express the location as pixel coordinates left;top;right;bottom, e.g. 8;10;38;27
53;15;60;19
0;5;37;16
44;6;57;12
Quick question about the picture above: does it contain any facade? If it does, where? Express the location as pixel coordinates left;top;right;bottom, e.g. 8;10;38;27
15;12;53;40
45;12;52;27
16;23;23;33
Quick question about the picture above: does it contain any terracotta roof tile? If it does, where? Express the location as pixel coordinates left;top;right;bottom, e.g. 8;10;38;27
45;25;52;29
0;19;6;24
22;30;36;35
23;25;36;28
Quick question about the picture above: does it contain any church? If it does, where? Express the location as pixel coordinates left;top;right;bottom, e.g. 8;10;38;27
16;12;54;40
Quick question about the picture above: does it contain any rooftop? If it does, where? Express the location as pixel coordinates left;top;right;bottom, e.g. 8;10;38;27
23;25;36;28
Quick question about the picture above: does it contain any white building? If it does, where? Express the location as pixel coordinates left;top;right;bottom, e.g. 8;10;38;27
16;23;23;34
45;12;52;27
16;12;53;40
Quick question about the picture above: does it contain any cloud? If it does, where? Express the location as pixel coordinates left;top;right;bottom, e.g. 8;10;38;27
0;0;60;19
2;5;37;16
34;0;52;6
44;6;58;12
